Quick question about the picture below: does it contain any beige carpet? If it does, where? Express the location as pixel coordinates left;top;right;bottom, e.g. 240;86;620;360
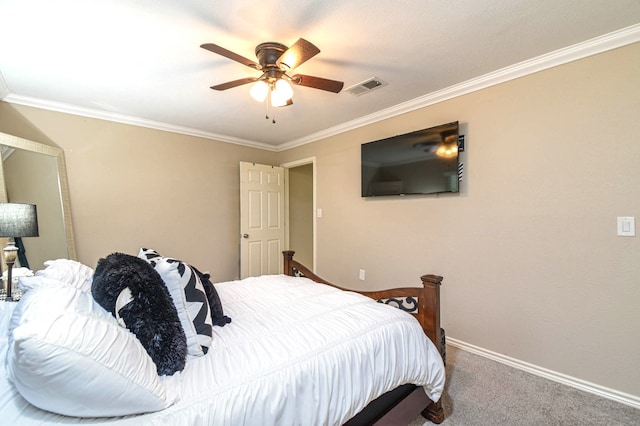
409;345;639;425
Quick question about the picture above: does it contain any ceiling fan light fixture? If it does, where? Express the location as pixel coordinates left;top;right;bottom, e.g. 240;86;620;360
435;136;458;158
275;78;294;98
435;143;458;158
250;80;269;102
202;38;342;119
270;79;294;107
270;96;287;107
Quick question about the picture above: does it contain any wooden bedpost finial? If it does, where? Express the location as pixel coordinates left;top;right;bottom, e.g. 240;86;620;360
421;275;443;286
283;250;295;275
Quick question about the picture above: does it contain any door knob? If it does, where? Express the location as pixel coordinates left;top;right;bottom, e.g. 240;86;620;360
243;234;249;239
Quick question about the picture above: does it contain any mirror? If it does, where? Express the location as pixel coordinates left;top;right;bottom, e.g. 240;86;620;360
0;131;76;270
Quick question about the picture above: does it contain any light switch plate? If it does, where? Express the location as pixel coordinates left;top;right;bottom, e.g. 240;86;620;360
617;217;635;236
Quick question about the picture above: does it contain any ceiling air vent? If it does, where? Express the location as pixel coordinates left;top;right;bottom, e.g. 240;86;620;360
346;77;388;96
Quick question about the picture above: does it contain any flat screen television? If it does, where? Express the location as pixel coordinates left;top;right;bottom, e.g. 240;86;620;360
361;121;460;197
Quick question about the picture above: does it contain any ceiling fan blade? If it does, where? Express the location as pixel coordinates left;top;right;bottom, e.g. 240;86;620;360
210;77;258;91
291;74;344;93
201;43;260;70
276;38;320;70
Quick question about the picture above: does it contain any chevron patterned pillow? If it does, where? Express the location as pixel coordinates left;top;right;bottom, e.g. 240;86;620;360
139;248;213;356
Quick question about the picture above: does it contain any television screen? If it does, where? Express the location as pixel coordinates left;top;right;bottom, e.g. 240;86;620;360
361;121;459;197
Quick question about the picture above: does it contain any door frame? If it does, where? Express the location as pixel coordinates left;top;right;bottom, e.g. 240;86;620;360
281;157;317;272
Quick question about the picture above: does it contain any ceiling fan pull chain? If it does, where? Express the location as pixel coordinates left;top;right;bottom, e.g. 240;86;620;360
265;90;276;123
270;101;276;123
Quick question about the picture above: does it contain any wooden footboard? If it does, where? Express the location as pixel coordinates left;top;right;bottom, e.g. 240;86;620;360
283;251;442;353
282;250;445;424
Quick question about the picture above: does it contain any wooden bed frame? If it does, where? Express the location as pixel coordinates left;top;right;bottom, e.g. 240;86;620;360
283;251;445;425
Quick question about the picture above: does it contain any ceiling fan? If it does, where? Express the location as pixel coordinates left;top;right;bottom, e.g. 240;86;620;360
200;38;344;110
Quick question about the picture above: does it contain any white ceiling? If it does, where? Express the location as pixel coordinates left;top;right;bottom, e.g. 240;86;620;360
1;0;639;150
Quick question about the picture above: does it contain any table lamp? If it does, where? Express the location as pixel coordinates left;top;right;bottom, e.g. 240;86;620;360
0;203;39;301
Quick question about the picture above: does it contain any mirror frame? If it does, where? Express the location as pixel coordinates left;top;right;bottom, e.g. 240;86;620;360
0;131;77;260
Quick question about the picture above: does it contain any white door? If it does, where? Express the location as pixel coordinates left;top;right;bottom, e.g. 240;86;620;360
239;162;285;278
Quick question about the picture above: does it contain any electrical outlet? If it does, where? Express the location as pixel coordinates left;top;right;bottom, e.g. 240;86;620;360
359;269;365;280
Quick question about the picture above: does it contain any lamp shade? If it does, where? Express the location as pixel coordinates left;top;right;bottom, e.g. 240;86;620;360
0;203;39;238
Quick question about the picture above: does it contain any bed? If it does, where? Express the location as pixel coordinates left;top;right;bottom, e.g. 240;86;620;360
0;250;445;425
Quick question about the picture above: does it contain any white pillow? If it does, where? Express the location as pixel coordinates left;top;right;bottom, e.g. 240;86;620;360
28;258;94;292
6;282;177;417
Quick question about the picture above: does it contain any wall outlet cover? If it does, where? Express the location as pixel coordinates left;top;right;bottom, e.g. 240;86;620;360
617;217;635;236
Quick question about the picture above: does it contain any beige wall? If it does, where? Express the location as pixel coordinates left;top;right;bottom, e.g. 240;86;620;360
0;103;277;281
278;43;640;396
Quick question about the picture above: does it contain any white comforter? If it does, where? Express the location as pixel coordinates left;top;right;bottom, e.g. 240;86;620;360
1;274;445;425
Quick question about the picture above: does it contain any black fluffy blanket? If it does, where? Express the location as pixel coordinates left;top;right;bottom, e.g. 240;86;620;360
91;253;187;375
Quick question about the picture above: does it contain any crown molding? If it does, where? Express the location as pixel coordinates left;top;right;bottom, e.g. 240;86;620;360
278;23;640;151
2;94;278;152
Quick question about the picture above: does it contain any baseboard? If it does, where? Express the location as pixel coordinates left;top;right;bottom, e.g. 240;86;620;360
447;338;640;410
